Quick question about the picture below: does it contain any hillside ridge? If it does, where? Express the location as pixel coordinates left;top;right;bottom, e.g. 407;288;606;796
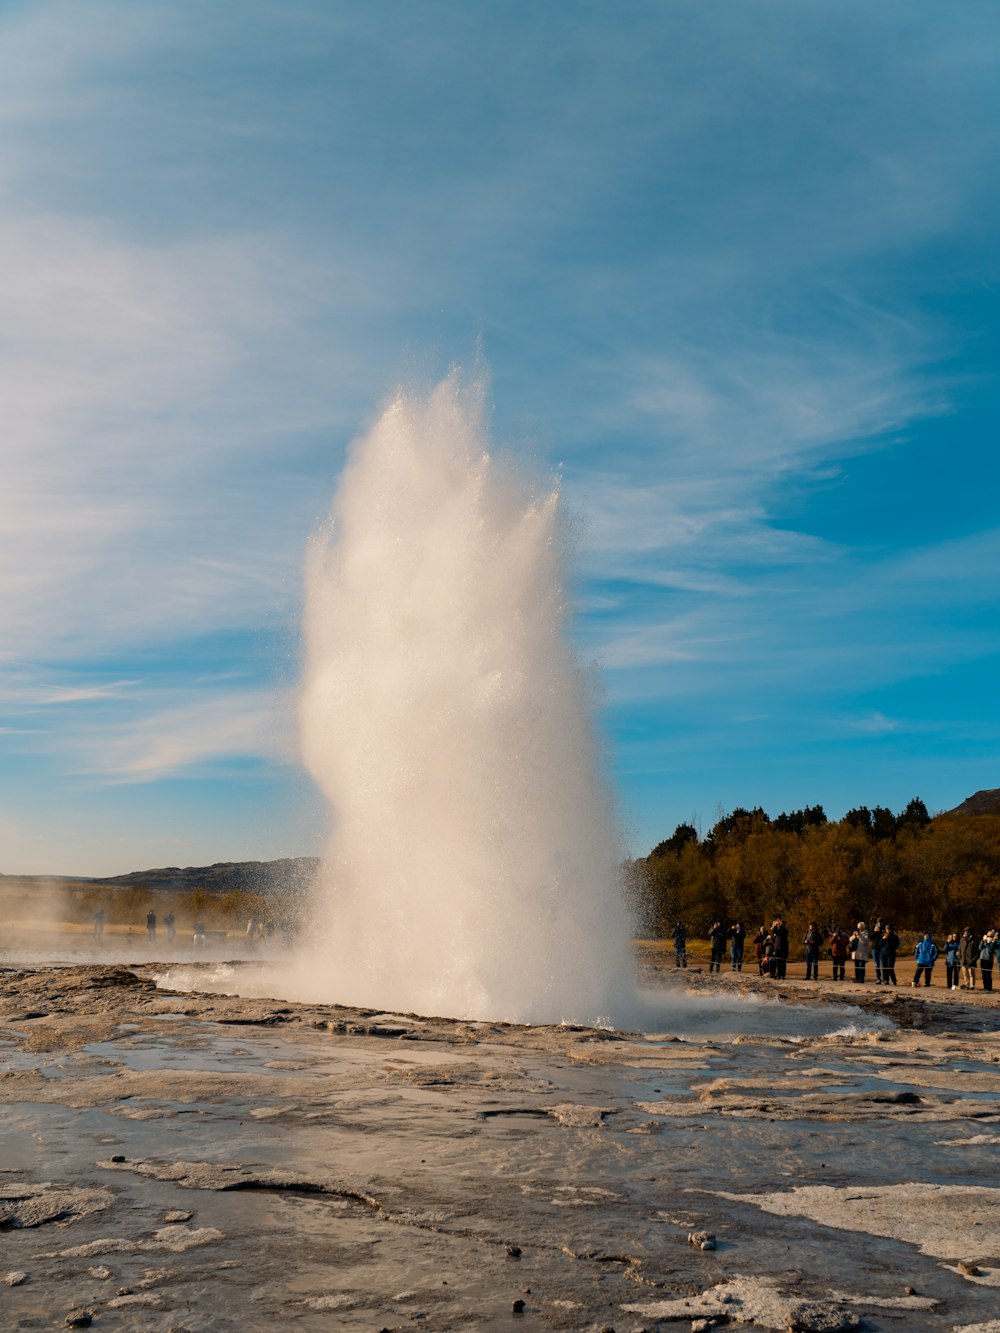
939;788;1000;818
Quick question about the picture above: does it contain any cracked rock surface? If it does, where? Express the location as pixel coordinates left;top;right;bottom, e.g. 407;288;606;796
1;960;999;1330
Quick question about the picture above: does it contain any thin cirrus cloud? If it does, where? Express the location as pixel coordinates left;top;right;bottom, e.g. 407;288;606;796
64;689;299;784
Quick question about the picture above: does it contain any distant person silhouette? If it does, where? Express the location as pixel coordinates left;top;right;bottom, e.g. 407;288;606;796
146;910;157;942
164;912;176;944
672;920;687;968
93;909;105;939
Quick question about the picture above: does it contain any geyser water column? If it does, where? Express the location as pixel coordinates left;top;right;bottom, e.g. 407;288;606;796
298;376;635;1024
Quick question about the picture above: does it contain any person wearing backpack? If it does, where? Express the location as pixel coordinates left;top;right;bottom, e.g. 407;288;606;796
959;927;978;990
912;932;938;987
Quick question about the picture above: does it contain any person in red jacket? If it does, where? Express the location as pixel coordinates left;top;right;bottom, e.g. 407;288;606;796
829;928;849;981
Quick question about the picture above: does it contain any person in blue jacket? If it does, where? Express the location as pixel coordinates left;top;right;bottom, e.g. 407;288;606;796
944;933;960;990
911;932;938;987
979;930;997;993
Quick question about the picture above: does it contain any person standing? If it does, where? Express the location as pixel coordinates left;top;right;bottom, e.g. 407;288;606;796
944;933;960;990
871;918;885;984
959;927;978;990
881;922;899;986
978;930;996;993
92;908;105;939
672;920;688;969
764;931;777;978
849;921;871;982
728;921;746;972
164;912;176;944
830;928;848;981
146;909;157;943
772;919;789;980
912;932;938;987
753;925;768;976
709;920;726;973
803;922;821;981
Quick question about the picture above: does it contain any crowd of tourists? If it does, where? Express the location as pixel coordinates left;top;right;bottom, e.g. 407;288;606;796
670;918;998;991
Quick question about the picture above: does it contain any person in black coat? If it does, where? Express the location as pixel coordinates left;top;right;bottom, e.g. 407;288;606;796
803;922;821;980
709;921;726;973
728;921;746;972
771;918;789;980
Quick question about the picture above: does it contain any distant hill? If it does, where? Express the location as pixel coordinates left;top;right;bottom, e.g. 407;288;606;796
939;788;1000;819
0;857;320;896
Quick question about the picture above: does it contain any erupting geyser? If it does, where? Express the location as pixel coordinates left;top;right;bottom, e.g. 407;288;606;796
298;375;635;1024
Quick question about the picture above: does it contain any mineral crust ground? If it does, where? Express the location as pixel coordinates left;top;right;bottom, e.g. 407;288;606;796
1;957;998;1332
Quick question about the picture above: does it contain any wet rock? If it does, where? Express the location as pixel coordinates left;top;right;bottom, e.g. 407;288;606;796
506;1243;521;1257
42;1224;224;1258
512;1297;526;1312
691;1321;715;1332
64;1312;93;1328
109;1154;126;1163
162;1209;193;1223
548;1101;615;1127
3;1270;28;1286
623;1275;860;1331
712;1183;1000;1263
0;1182;114;1229
959;1261;983;1276
107;1292;165;1310
116;1286;132;1295
688;1230;717;1250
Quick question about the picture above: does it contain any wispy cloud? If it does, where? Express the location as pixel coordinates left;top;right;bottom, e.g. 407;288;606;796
72;688;297;782
847;712;900;736
38;681;141;705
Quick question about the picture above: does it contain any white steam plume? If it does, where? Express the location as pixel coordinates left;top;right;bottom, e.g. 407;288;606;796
294;375;635;1024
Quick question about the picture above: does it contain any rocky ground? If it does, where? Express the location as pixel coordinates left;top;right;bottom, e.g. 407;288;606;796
1;958;998;1332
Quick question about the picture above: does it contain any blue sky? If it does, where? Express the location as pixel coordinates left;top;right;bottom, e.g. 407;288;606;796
2;0;998;875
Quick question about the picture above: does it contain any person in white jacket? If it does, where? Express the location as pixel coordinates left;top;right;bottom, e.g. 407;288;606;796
848;921;871;983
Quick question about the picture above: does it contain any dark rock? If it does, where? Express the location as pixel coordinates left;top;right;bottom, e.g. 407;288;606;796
65;1313;93;1328
505;1243;521;1257
958;1261;982;1276
688;1230;717;1249
512;1298;526;1313
110;1154;126;1163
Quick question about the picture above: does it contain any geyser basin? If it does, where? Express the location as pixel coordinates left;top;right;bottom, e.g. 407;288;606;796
290;376;635;1025
156;963;892;1043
